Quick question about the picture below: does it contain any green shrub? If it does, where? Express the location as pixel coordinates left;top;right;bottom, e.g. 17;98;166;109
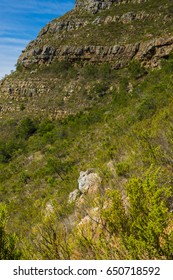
0;204;21;259
0;139;25;163
128;60;147;79
116;162;129;177
17;117;37;139
124;169;173;259
82;64;99;79
41;61;77;78
20;104;25;111
102;169;173;259
136;98;157;120
15;63;24;72
38;119;55;136
93;83;108;97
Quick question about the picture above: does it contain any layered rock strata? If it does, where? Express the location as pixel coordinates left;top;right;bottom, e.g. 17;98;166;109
75;0;148;13
18;37;173;69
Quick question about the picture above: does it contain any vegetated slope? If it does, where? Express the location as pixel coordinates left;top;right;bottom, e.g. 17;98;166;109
0;0;173;259
1;0;173;119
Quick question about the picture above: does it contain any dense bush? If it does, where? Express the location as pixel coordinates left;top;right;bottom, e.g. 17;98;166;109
0;139;24;163
17;117;37;139
116;162;129;177
128;60;147;79
0;204;21;260
2;41;173;260
136;97;157;120
78;169;173;260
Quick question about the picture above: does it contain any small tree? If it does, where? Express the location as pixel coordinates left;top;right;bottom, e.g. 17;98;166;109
0;204;21;260
28;214;72;260
17;117;37;139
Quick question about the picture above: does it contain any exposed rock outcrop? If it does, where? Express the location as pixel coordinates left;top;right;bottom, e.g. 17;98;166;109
35;10;149;40
68;169;101;205
104;10;148;24
17;37;173;69
39;18;88;37
1;0;173;120
18;42;140;68
68;189;80;203
15;0;170;70
75;0;148;14
75;0;114;13
0;76;70;118
78;169;101;194
136;37;173;64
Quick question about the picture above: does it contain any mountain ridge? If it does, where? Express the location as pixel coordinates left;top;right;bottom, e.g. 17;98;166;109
1;0;173;119
16;0;173;70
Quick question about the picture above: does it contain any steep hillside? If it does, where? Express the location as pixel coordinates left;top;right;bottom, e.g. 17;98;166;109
1;0;173;118
0;0;173;260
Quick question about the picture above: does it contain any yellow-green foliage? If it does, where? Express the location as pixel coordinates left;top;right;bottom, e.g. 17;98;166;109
1;54;173;259
0;204;21;259
74;169;173;260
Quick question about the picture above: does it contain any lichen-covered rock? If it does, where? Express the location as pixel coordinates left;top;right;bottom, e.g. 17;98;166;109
78;169;101;194
68;189;80;203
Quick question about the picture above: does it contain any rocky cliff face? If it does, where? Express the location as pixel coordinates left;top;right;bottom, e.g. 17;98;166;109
75;0;148;14
1;0;173;118
17;37;173;69
75;0;114;13
16;0;173;69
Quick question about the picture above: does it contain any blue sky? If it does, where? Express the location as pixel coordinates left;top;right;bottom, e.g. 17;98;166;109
0;0;75;79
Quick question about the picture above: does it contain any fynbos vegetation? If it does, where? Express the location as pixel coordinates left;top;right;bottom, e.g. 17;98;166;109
0;0;173;259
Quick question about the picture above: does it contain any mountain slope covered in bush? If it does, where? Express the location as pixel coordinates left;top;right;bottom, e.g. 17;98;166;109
0;0;173;259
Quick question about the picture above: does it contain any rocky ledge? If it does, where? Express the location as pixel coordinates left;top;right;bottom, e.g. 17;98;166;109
75;0;148;14
18;36;173;69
